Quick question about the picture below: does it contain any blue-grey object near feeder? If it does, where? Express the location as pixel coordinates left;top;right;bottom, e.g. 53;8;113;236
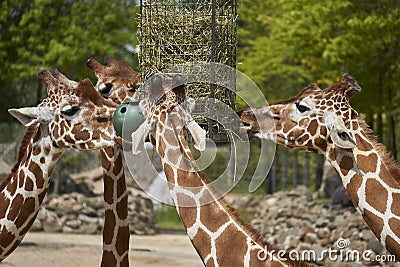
112;101;145;141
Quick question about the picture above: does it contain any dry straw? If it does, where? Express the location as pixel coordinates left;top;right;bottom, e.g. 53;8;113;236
139;0;237;138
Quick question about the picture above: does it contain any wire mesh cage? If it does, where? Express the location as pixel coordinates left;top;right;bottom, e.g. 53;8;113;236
139;0;237;141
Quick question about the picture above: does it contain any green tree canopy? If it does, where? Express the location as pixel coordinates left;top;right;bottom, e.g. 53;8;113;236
238;0;400;114
0;0;138;124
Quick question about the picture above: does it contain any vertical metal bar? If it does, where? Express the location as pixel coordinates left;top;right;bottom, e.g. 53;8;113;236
208;0;217;139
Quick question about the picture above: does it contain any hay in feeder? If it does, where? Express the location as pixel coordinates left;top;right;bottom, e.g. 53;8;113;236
139;0;237;138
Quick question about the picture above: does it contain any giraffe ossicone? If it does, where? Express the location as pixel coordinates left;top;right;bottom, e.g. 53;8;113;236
240;74;400;259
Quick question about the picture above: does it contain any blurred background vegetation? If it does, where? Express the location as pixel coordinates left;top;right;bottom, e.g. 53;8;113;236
0;0;399;195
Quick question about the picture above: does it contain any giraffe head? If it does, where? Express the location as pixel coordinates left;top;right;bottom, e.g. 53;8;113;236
240;74;361;154
87;56;139;103
9;69;118;150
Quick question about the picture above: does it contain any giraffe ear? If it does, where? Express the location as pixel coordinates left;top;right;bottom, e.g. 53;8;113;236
8;107;54;127
324;112;357;149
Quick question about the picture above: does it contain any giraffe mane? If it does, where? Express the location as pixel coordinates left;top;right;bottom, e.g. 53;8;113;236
357;116;400;184
0;124;39;192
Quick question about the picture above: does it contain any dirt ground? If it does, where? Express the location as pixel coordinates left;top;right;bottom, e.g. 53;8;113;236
1;232;203;267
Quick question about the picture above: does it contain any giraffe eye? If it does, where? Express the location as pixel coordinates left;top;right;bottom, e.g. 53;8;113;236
98;83;113;95
61;105;79;116
296;103;310;113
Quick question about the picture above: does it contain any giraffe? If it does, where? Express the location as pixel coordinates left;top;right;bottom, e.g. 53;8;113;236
0;69;117;261
87;56;139;267
126;74;314;267
240;74;400;259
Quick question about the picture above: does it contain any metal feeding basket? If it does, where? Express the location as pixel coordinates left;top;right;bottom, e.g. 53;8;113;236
139;0;238;141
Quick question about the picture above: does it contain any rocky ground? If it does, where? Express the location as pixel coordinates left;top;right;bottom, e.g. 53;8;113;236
32;192;157;235
233;186;398;266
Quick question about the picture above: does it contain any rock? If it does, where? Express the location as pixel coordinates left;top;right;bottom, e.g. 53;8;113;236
31;218;42;231
317;227;330;239
367;240;384;254
304;233;318;244
361;229;374;241
65;219;81;229
78;223;98;234
41;209;62;232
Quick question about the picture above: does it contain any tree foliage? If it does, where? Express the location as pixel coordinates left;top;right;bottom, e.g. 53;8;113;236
0;0;138;124
238;0;400;115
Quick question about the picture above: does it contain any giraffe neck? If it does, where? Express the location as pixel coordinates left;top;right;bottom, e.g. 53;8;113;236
100;146;130;267
327;123;400;258
0;124;64;260
155;111;312;267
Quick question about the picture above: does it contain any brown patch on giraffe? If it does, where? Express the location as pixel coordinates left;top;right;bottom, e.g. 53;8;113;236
362;209;384;239
73;129;90;140
356;153;377;173
355;134;374;151
163;163;174;183
215;224;248;265
44;144;51;155
120;255;129;267
178;205;198;229
40;157;45;164
166;149;180;166
0;196;11;218
103;176;114;204
365;179;387;214
391;193;400;216
339;155;353;176
7;194;24;221
116;196;128;220
378;164;400;189
116;225;130;256
100;150;112;171
385;234;400;257
200;201;231;233
308;120;318;136
14;197;36;229
176;169;204;188
315;137;327;151
28;162;43;185
103;210;116;244
25;177;34;191
32;146;41;156
191;228;212;261
388;218;400;240
65;134;74;144
101;251;117;266
345;174;362;207
157;136;166;158
0;231;16;250
299;118;310;128
117;174;127;199
53;125;59;138
113;153;123;177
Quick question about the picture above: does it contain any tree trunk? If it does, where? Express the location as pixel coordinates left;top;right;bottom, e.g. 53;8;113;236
281;148;288;191
389;114;397;160
303;153;310;188
376;113;383;143
292;151;298;189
